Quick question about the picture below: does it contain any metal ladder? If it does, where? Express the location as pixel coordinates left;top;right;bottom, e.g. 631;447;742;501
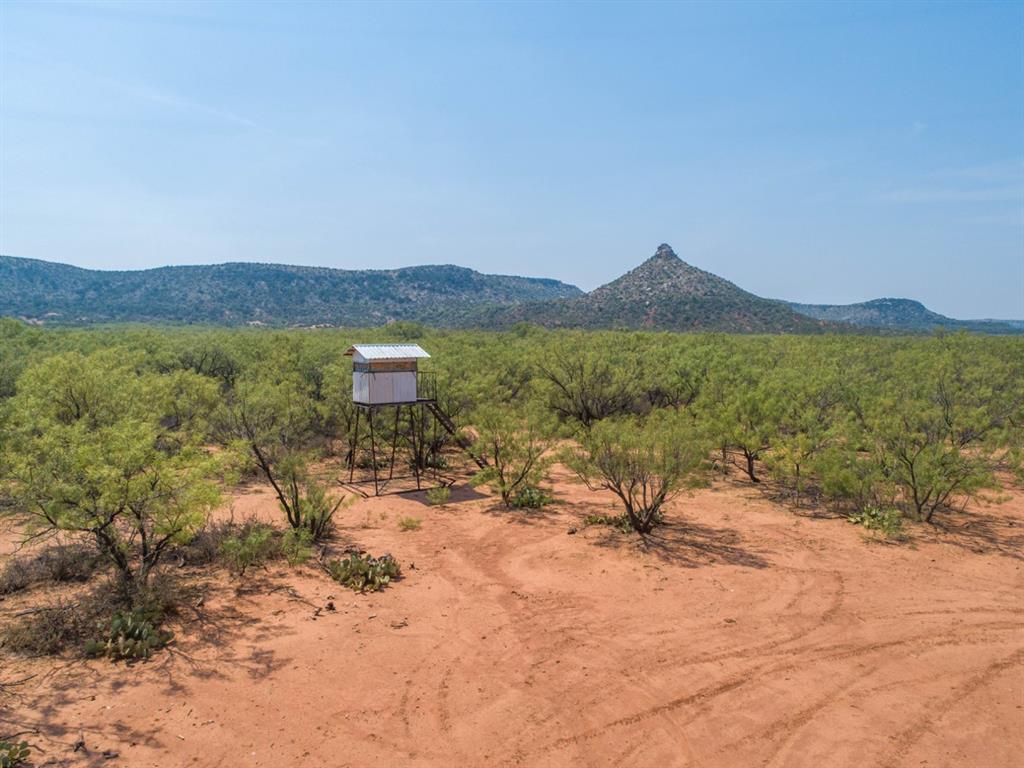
424;401;488;469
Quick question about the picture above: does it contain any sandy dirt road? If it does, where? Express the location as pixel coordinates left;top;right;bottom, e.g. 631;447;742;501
2;468;1022;767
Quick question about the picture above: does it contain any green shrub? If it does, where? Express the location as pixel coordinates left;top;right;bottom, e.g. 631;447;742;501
290;479;344;541
176;519;246;566
3;350;222;609
356;456;389;471
425;454;449;470
325;552;400;592
567;411;709;534
582;513;634;533
219;525;276;577
85;608;172;661
0;739;31;767
511;486;551;509
470;405;555;508
425;486;450;506
180;518;316;569
281;527;314;565
848;506;906;538
397;516;422;531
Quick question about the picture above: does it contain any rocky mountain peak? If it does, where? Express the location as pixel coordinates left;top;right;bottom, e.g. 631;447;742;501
592;244;723;301
652;243;680;260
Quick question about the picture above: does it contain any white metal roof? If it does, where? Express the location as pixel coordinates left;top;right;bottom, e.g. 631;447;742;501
344;344;431;361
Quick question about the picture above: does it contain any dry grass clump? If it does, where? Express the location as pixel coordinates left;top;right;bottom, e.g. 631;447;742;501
1;572;188;658
174;518;257;566
0;542;102;595
2;593;108;655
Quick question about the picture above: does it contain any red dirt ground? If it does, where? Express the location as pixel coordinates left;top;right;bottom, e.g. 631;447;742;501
2;466;1022;767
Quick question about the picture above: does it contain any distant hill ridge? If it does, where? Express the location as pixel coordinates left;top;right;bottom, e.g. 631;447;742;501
1;248;1018;334
787;297;1022;335
0;255;582;326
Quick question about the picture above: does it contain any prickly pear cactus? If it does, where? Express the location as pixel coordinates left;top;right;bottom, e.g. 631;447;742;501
0;739;31;768
326;552;401;592
85;609;173;661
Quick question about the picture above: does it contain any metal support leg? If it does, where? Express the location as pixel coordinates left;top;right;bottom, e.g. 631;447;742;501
431;406;439;482
369;407;379;496
413;403;422;490
349;407;360;483
387;405;400;484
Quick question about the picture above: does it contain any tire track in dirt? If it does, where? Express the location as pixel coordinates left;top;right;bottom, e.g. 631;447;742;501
737;619;1023;669
726;635;1019;766
692;620;1024;766
753;677;866;768
879;647;1024;768
460;517;710;767
640;568;846;674
395;512;585;763
530;675;752;758
382;515;508;761
520;618;1023;764
508;542;1017;764
339;500;1024;767
436;666;453;735
397;682;415;742
899;606;1024;618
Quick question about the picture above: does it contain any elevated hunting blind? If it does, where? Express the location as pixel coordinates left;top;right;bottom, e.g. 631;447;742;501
344;344;432;405
342;344;484;496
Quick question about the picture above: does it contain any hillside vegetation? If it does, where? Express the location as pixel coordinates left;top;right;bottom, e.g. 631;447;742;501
788;298;1021;334
0;255;582;326
2;248;1018;334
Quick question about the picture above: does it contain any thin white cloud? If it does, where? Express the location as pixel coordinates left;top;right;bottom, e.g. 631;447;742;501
945;158;1024;182
961;210;1024;226
880;185;1024;203
880;159;1024;204
2;45;259;131
111;78;259;130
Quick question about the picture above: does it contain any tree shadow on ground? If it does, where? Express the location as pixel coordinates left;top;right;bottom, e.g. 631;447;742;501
756;481;848;520
479;498;565;525
715;472;850;520
0;566;316;765
747;473;1024;560
155;573;300;686
925;510;1024;560
2;658;167;767
401;483;490;508
588;517;771;569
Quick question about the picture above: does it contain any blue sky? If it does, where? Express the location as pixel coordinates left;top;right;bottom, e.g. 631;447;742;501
1;1;1021;318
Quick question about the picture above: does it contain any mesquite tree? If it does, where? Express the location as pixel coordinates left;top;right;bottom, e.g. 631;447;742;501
539;345;638;429
765;368;843;506
3;352;222;605
865;367;1000;522
223;375;344;540
568;412;709;534
470;405;555;507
